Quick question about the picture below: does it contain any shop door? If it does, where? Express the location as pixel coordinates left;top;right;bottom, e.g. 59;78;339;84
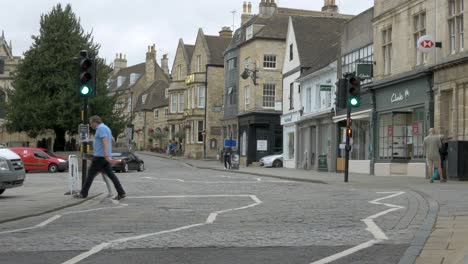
255;126;269;161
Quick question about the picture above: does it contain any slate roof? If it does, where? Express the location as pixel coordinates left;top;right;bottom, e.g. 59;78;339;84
108;63;145;92
109;61;169;93
134;80;169;111
204;35;232;65
292;16;348;72
184;44;195;62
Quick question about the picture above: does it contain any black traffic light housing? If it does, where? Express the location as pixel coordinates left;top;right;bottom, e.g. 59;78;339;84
347;75;361;108
335;78;347;109
78;50;96;97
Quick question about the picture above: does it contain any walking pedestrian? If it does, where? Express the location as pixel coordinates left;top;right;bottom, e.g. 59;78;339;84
74;115;126;200
168;141;176;159
424;128;445;183
224;147;232;170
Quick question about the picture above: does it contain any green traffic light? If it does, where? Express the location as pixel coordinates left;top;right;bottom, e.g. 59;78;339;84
348;96;360;107
80;85;92;96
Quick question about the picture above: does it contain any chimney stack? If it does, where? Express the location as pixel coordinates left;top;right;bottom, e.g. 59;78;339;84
259;0;277;18
146;44;156;86
322;0;338;14
243;1;247;13
161;54;169;75
219;26;233;38
241;1;254;25
113;52;127;75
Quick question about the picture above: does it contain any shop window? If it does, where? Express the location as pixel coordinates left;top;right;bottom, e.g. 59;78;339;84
378;110;425;160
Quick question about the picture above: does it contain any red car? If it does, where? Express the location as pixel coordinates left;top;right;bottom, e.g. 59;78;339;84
10;148;68;173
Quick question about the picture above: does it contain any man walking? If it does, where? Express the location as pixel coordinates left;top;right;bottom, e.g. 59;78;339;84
424;128;445;183
74;115;126;200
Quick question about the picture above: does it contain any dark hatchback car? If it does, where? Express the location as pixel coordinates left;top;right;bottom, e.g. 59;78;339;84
111;152;145;173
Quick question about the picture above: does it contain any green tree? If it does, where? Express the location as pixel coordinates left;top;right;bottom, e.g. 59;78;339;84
6;4;126;150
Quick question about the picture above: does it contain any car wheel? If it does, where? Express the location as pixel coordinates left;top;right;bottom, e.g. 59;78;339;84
123;163;129;173
137;162;144;172
273;160;283;168
49;164;58;173
0;189;5;195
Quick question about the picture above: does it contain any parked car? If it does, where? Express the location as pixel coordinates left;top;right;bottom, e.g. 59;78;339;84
259;154;283;168
0;148;26;196
111;152;144;173
10;148;68;173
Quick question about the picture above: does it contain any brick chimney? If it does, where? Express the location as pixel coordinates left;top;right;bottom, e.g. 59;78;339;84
113;53;127;75
161;54;169;75
145;44;156;86
219;26;233;38
259;0;277;18
322;0;338;14
241;1;254;26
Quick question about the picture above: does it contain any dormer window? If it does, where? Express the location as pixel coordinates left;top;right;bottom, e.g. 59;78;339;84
117;76;125;87
129;73;140;86
142;94;148;104
246;25;253;40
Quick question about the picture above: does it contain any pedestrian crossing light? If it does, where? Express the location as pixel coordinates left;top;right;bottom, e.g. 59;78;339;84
80;85;91;96
349;96;360;107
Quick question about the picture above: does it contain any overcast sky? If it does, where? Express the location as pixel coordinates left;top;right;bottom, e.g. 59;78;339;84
1;0;373;67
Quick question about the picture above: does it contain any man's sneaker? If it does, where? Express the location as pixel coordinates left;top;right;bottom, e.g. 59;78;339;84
73;194;87;199
114;194;126;200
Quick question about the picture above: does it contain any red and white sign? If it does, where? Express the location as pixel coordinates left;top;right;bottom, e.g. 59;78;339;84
417;35;435;53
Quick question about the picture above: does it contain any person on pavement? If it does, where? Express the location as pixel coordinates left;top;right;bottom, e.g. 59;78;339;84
424;128;445;183
74;115;126;200
169;141;176;159
224;147;232;170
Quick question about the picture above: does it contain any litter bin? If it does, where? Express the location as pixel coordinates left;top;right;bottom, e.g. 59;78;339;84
318;155;328;172
231;151;240;170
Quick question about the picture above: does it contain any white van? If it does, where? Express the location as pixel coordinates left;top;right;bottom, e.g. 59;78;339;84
0;148;26;196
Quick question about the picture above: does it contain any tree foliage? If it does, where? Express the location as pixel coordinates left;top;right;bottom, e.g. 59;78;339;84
6;4;126;150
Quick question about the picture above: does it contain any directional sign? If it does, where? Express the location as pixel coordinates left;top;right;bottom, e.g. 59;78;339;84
417;35;435;53
79;124;89;143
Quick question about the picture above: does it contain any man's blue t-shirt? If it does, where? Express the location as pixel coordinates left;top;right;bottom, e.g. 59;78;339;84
93;123;112;157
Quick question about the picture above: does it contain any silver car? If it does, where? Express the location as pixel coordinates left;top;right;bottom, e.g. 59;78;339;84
0;148;26;196
259;154;283;168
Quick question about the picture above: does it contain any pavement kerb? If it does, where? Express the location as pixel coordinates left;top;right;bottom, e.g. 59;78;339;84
398;189;440;264
138;152;327;184
0;193;103;225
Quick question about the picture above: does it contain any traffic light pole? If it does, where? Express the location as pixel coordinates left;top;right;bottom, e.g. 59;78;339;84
344;103;351;183
81;97;88;187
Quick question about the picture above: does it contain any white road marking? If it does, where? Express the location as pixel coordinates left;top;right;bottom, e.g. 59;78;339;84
142;176;291;184
61;194;263;264
0;199;127;235
310;191;406;264
311;239;380;264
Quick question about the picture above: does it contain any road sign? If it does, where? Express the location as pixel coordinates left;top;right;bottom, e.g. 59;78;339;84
79;124;89;143
417;35;435;53
224;139;237;148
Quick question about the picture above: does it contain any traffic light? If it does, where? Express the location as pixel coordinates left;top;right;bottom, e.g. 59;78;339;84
347;76;361;108
78;51;96;97
346;128;353;138
335;78;347;109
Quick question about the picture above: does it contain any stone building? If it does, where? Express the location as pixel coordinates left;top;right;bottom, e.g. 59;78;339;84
225;0;351;166
109;45;170;149
168;28;231;159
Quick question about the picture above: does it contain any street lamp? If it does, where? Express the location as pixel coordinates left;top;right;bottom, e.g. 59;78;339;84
241;64;259;85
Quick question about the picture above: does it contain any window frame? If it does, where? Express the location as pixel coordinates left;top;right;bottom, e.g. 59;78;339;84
178;94;184;113
289;82;294;110
171;94;178;113
289;44;294;61
198;86;206;108
262;83;276;108
197;120;204;143
414;12;427;65
263;55;277;69
382;27;393;75
245;85;250;108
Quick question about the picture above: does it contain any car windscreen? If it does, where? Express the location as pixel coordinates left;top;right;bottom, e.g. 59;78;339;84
112;153;127;157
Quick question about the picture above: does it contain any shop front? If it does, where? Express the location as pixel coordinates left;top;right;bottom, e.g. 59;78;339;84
296;110;336;172
373;74;433;177
281;112;300;169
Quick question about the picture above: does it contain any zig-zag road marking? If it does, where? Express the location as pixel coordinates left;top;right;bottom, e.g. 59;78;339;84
310;191;406;264
0;200;128;235
61;194;263;264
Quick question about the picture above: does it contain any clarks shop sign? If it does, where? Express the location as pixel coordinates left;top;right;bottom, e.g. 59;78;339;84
375;77;428;112
391;89;410;104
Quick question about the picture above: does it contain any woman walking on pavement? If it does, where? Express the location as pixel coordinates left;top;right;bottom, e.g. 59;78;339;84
74;115;126;200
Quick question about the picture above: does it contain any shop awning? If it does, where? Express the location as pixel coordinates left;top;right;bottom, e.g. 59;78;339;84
333;109;372;123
